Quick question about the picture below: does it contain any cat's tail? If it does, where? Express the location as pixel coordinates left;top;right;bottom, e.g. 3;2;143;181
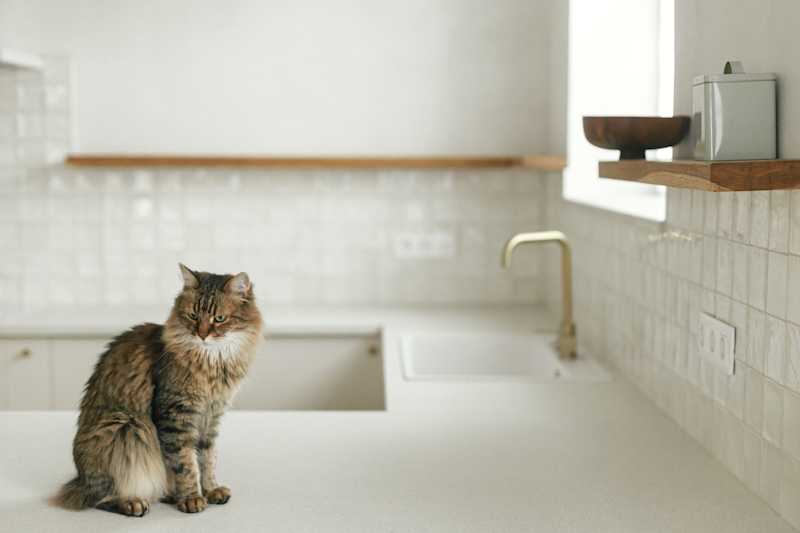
51;476;104;510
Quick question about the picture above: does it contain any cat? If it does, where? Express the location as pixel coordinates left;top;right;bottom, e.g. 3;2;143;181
53;264;263;517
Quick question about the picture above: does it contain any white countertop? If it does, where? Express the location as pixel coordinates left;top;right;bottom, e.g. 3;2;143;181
0;305;794;532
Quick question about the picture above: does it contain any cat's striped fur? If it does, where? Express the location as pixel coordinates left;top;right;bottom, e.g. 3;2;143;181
53;264;262;516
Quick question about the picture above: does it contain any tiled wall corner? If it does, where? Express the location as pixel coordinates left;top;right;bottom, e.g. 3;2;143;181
547;177;800;530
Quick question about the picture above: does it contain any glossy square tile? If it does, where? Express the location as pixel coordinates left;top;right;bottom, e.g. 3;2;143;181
690;190;705;233
730;300;748;363
769;190;789;253
790;190;800;256
704;192;718;235
732;191;750;243
788;254;800;326
728;368;746;420
718;192;733;239
743;427;763;494
786;323;800;394
731;242;748;303
761;440;783;510
765;316;787;384
745;365;766;432
763;378;784;446
750;191;771;249
702;236;718;290
724;410;745;479
748;308;767;372
748;246;767;310
784;389;800;461
766;252;788;318
781;453;800;529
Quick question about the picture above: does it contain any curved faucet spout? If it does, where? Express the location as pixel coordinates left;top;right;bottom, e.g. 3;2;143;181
502;231;576;360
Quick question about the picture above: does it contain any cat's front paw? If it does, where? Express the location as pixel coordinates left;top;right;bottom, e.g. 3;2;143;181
205;486;231;504
176;494;207;514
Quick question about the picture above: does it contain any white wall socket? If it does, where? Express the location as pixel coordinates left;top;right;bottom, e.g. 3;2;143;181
697;312;736;375
393;232;455;259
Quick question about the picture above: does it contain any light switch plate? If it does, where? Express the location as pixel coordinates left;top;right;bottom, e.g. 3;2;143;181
697;312;736;375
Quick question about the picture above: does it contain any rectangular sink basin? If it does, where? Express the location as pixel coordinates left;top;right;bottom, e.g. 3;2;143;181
401;333;611;382
234;332;385;410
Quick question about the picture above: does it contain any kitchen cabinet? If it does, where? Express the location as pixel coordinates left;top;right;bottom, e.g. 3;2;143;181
0;333;385;411
0;340;51;409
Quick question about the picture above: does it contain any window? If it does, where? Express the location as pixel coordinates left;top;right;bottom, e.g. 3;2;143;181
564;0;674;222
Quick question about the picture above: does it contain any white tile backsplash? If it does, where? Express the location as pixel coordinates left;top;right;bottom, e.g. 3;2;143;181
544;171;800;527
0;59;548;311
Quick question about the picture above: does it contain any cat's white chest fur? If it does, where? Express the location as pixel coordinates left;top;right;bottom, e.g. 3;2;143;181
191;331;252;362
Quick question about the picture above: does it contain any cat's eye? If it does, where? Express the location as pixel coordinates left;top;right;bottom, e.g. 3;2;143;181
188;312;198;321
214;315;227;323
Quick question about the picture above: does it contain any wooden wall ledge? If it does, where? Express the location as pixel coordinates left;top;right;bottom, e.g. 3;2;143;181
65;154;566;172
599;159;800;192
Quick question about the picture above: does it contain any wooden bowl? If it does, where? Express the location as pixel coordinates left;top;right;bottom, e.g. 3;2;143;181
582;116;691;160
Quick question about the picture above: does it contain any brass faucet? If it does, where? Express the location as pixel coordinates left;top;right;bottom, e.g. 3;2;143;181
502;231;577;360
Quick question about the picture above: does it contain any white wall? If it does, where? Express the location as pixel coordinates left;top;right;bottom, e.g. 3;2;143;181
0;0;553;155
674;0;800;158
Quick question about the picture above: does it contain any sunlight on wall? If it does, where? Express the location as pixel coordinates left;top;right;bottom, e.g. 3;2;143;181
564;0;673;222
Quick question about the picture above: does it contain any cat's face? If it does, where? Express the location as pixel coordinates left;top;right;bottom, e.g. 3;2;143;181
167;264;261;355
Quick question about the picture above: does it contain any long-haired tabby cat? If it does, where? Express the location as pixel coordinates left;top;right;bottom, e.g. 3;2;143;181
54;264;262;517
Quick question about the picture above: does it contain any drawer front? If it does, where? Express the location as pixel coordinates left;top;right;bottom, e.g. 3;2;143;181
0;340;51;409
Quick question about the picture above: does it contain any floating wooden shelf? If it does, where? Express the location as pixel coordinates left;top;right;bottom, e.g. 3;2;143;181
65;154;566;171
599;159;800;192
0;48;44;70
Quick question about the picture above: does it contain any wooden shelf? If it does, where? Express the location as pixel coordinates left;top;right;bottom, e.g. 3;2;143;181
0;48;44;70
65;154;566;171
599;159;800;192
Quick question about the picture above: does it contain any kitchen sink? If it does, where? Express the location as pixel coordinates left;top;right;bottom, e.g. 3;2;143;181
401;332;611;382
234;332;386;410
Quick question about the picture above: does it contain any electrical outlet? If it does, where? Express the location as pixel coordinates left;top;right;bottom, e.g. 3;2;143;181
697;312;736;375
393;232;455;259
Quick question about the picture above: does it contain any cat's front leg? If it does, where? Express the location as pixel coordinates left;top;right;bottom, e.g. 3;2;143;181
199;441;230;504
157;417;207;513
198;418;230;504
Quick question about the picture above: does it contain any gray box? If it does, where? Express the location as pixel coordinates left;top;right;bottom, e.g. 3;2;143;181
692;62;776;161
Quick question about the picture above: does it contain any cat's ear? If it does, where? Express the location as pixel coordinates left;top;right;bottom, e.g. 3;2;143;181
178;263;199;289
225;272;251;296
